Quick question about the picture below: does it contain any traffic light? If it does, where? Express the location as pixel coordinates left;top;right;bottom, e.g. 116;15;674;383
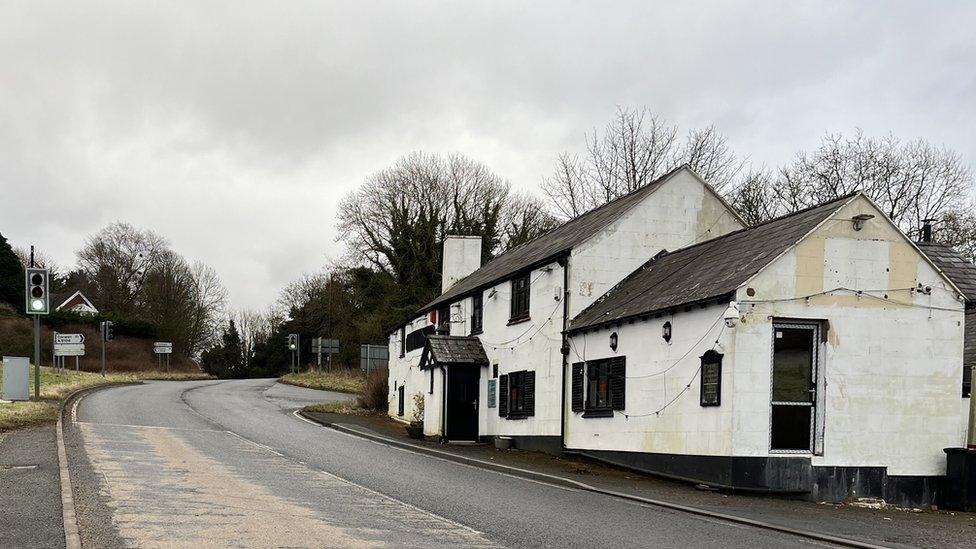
287;334;298;351
25;268;50;315
101;321;115;342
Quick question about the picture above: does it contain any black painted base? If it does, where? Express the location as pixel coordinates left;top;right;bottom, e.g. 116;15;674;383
570;448;945;507
503;435;564;456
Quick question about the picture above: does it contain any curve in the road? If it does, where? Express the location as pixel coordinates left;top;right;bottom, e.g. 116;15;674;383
67;379;841;549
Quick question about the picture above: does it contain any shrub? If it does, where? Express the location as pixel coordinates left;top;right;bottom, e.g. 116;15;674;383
357;368;389;412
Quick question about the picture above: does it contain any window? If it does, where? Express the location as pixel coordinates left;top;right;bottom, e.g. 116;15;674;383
437;305;451;334
498;370;535;419
510;273;530;322
699;351;723;406
573;357;625;417
471;293;483;334
964;363;972;398
399;326;406;358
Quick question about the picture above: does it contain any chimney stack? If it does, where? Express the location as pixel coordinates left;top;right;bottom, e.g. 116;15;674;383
441;235;482;293
921;219;934;243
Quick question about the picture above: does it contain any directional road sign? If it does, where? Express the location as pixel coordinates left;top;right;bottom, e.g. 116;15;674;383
54;343;85;357
55;333;85;345
153;342;173;354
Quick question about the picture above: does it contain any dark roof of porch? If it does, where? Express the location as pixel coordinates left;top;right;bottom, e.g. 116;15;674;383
420;335;489;368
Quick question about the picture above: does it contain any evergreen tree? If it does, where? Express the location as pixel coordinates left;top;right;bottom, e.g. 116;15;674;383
222;320;244;378
0;233;24;313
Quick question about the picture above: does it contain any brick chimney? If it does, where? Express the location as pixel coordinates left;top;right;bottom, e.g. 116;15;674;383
441;235;482;293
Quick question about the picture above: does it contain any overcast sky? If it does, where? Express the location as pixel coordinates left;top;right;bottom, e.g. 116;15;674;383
2;1;974;310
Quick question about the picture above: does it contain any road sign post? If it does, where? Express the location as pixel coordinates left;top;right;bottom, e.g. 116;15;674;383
153;342;173;372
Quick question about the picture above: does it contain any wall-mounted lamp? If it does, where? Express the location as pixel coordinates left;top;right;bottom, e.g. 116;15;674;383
852;213;875;231
723;301;740;329
662;321;672;343
487;289;497;300
609;331;618;351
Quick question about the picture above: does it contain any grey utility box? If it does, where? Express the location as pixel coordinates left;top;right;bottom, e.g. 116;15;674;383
2;356;30;401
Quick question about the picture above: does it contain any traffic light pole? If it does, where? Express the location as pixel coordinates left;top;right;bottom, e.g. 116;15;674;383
33;315;40;399
101;326;106;377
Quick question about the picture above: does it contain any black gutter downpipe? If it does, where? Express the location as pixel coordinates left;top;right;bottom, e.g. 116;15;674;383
558;255;571;451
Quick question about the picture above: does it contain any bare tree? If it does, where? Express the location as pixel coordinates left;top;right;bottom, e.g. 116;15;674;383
234;308;274;368
541;107;742;218
499;192;560;251
731;131;976;257
185;261;228;356
76;222;168;317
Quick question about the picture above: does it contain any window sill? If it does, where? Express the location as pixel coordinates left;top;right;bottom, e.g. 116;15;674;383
505;414;528;420
507;315;530;326
582;409;614;418
470;329;483;336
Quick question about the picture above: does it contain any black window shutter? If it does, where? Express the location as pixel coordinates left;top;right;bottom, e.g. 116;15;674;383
571;362;584;412
610;357;626;411
499;374;509;417
524;371;536;416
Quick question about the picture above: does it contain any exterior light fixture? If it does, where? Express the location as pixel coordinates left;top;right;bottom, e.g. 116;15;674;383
662;321;672;343
488;289;497;300
723;301;740;329
609;331;618;351
852;213;875;231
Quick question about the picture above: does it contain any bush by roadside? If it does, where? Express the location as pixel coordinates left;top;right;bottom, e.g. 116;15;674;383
279;369;366;394
357;368;388;412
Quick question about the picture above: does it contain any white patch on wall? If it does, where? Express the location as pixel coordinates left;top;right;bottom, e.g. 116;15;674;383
823;238;889;291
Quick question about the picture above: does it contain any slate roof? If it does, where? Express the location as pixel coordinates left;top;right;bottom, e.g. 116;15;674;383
419;335;489;368
419;165;708;315
916;242;976;302
569;193;858;332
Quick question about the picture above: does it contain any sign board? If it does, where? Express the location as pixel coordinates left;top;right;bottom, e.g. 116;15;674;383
312;338;339;354
54;343;85;357
55;333;85;345
359;344;389;371
1;356;30;401
487;379;496;408
154;342;173;354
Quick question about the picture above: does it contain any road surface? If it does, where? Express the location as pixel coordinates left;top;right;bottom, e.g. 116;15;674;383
65;379;831;548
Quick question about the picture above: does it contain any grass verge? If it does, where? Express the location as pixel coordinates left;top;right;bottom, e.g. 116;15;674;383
302;400;369;415
0;362;213;431
280;370;365;394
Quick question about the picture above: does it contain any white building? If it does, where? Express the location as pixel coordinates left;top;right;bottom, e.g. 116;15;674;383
386;170;974;507
387;165;745;450
564;193;970;506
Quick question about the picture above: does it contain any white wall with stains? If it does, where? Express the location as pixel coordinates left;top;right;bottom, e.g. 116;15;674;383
563;194;968;478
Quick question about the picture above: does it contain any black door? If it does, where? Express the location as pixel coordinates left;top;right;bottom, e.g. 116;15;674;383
446;366;479;441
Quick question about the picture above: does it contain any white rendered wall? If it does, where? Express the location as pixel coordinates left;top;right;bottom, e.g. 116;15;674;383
564;304;734;454
568;169;743;317
733;196;966;476
565;195;967;477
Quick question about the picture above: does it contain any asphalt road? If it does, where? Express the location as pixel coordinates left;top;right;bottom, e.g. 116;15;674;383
67;379;832;548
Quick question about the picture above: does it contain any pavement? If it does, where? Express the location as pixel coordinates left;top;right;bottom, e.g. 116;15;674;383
61;378;839;548
0;426;66;549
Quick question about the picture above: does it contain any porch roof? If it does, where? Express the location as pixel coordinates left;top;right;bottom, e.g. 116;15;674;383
419;335;489;369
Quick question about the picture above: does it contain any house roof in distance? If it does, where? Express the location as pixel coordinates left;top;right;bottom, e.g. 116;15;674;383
419;165;728;315
569;193;858;332
916;241;976;302
419;335;489;369
916;241;976;368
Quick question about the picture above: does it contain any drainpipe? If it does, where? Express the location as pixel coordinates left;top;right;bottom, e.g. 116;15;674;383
969;364;976;451
558;256;570;450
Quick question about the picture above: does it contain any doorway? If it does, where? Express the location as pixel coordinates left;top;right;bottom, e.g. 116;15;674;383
770;322;820;452
445;366;479;441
